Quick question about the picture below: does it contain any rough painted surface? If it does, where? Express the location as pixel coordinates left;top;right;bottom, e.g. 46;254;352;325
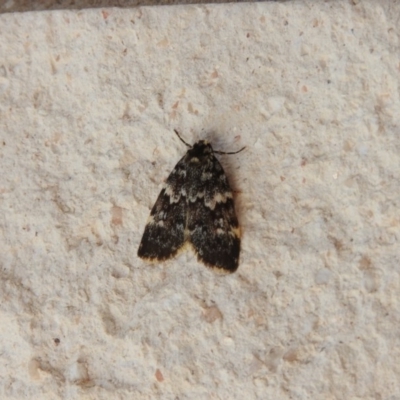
0;2;399;398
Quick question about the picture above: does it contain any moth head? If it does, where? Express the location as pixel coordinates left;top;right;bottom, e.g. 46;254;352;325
187;140;213;160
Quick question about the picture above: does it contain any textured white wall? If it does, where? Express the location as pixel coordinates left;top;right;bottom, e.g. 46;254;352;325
0;1;399;398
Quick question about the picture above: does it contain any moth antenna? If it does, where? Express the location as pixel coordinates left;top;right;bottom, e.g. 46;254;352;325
174;130;192;148
214;146;246;155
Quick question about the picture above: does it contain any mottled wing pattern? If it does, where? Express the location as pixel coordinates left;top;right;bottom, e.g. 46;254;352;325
138;136;242;273
187;154;240;272
137;156;187;261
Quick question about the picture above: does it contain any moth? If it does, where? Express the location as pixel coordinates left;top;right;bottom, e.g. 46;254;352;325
137;130;245;272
